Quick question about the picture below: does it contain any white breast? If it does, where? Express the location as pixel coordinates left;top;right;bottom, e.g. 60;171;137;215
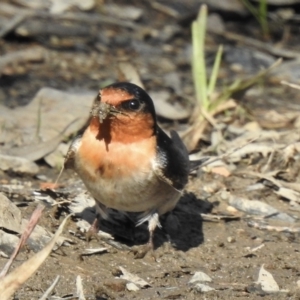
77;158;180;213
74;139;181;214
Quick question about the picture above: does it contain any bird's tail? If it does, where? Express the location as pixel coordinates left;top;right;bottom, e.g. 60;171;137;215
189;157;209;172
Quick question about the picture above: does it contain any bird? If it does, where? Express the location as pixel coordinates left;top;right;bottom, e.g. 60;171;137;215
64;82;206;257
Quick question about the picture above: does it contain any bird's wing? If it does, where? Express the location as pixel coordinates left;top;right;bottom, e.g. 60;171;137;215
189;157;209;172
170;129;209;172
154;128;190;190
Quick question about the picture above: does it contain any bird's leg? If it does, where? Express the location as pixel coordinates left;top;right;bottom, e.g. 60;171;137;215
86;203;108;242
86;213;101;242
133;212;161;259
86;205;133;251
147;212;161;250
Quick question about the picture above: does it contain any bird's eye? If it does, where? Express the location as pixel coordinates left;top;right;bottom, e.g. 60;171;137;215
129;100;140;110
121;99;141;111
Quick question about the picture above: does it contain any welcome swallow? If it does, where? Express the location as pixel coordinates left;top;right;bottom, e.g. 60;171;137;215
65;82;205;257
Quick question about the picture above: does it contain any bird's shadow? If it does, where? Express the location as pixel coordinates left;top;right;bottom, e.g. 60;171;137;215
81;192;212;252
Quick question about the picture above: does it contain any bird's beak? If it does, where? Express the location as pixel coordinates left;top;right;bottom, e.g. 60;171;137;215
91;102;123;123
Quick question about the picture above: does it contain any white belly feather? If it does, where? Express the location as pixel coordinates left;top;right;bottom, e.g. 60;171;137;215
75;156;181;214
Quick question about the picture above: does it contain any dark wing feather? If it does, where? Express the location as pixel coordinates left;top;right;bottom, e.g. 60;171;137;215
155;128;190;190
189;157;209;172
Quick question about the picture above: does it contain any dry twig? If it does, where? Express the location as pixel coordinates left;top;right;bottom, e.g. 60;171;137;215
0;214;72;300
248;220;300;233
0;205;45;278
38;275;60;300
76;275;86;300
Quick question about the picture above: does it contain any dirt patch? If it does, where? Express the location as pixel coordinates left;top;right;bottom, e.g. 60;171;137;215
0;169;299;299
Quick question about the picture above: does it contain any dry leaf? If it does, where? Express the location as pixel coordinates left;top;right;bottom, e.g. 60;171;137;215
257;110;295;129
229;195;295;222
104;4;143;21
189;271;212;284
44;142;71;167
39;182;61;190
126;282;140;291
0;88;95;158
227;144;274;163
118;61;144;88
256;265;279;293
275;187;300;203
50;0;95;14
75;275;86;300
149;90;191;120
0;154;39;175
0;193;22;234
210;166;231;177
119;266;150;288
0;214;71;299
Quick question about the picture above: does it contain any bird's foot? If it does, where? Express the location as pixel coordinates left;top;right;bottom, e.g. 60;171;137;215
131;211;160;259
131;240;154;259
86;217;100;242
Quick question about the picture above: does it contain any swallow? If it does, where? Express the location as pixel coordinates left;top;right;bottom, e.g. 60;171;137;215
65;82;206;257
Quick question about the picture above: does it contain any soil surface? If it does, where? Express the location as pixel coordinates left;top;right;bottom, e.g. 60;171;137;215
1;1;300;299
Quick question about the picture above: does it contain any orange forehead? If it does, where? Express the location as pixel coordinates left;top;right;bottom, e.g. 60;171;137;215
100;87;133;106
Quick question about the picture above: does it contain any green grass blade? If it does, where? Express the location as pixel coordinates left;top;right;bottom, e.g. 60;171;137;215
210;58;282;111
240;0;259;21
207;45;223;100
192;5;208;109
259;0;269;38
192;21;201;105
241;0;269;39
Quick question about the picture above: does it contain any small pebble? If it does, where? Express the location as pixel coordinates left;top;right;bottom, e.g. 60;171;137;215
111;268;122;277
126;282;140;291
194;283;215;293
227;236;236;243
220;191;230;200
35;174;49;181
226;205;238;213
189;271;212;284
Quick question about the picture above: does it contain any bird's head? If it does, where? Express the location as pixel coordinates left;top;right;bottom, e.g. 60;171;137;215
89;82;157;144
